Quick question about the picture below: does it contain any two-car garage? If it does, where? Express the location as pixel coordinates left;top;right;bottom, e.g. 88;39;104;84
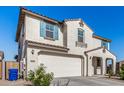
38;53;83;77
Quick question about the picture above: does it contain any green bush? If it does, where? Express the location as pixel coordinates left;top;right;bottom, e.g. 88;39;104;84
27;64;54;86
108;69;113;78
120;65;124;80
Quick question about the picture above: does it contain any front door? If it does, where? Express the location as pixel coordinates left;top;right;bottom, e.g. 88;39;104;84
93;57;102;75
106;59;113;74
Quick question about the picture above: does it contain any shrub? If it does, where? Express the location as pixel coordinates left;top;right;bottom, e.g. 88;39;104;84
27;64;54;86
108;68;113;78
120;65;124;80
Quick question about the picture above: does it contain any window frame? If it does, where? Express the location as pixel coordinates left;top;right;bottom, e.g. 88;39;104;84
78;28;84;43
45;23;54;39
101;41;108;49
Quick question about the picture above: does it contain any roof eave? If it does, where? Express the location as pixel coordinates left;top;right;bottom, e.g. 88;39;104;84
93;35;112;42
16;7;63;42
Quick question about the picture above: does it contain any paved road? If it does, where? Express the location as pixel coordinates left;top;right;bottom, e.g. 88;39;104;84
52;76;124;86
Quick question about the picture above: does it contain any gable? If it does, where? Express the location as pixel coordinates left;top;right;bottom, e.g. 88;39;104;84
85;47;116;59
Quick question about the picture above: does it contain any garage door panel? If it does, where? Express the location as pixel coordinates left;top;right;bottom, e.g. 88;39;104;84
38;54;81;77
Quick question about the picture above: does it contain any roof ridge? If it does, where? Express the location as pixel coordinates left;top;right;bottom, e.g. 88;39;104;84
93;34;111;42
20;7;62;23
64;18;82;22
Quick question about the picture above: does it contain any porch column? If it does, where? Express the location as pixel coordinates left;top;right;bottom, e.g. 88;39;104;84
113;58;116;75
102;58;106;75
81;57;84;76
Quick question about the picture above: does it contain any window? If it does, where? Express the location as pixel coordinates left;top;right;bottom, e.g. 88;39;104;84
40;21;59;40
78;29;84;42
101;41;108;49
46;23;54;38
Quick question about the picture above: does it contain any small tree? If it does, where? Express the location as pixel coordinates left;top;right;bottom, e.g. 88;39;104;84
120;65;124;80
28;64;54;86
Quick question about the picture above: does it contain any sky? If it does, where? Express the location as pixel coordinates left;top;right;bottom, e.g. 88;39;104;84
0;6;124;61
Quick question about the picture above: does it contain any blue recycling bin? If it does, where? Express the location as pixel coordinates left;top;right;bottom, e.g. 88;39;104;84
8;69;18;81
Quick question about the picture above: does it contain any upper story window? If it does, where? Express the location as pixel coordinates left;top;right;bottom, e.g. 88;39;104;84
46;23;54;38
40;21;59;40
78;28;84;42
101;41;108;49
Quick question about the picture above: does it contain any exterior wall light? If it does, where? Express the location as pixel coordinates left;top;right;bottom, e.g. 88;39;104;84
31;50;34;55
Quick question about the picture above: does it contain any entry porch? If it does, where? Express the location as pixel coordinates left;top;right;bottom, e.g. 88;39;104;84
85;47;116;76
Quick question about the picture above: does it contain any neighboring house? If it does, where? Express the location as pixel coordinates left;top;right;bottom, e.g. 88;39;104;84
16;7;116;78
0;51;19;80
116;60;124;74
0;51;4;79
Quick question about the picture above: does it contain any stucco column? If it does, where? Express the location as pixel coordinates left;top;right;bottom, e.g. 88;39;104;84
113;58;116;75
81;57;84;76
83;57;87;77
102;58;106;75
87;56;94;76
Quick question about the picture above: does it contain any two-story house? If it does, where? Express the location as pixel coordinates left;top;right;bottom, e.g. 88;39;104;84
16;7;116;78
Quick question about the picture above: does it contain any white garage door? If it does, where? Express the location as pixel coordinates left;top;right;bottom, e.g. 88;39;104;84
38;54;82;77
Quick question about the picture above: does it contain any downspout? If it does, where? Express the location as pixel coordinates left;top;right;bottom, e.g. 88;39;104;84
25;41;28;80
84;52;88;76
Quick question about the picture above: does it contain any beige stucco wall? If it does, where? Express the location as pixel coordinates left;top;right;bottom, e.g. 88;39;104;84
25;15;64;47
26;47;39;73
92;38;102;49
26;47;84;77
64;20;103;55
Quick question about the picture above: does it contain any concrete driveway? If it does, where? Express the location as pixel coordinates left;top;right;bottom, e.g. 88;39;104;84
0;76;124;86
52;76;124;86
